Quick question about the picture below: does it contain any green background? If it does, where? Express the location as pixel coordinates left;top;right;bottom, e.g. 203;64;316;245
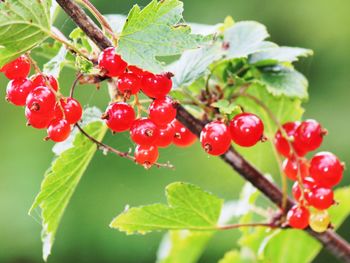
0;0;349;262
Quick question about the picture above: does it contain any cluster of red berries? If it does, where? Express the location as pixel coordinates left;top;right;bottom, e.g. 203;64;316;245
200;112;265;156
2;55;83;142
98;47;197;167
274;120;344;232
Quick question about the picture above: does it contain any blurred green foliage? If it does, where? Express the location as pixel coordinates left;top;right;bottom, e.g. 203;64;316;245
0;0;349;262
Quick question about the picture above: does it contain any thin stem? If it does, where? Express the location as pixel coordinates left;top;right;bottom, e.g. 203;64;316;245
218;222;278;231
70;72;83;97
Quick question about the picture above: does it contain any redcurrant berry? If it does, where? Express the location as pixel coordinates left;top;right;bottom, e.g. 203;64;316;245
141;72;173;99
98;47;127;77
47;119;71;142
134;145;159;168
309;210;330;233
230;113;264;147
26;86;56;119
1;55;30;79
294;120;326;153
292;177;316;202
155;122;175;148
31;73;59;91
59;98;83;124
130;118;159;146
6;78;33;106
287;205;310;229
200;121;231;156
117;72;141;95
282;157;309;181
172;120;196;147
308;187;334;210
309;152;343;188
149;97;177;126
274;122;306;157
127;65;147;76
103;102;135;132
25;107;53;129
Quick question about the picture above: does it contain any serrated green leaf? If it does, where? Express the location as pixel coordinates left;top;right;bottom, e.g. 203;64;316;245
211;99;241;116
257;66;309;100
110;182;223;234
218;250;241;263
29;121;107;261
43;45;67;78
116;0;207;73
0;0;52;67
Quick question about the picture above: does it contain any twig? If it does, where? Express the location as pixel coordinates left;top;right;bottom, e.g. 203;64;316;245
218;222;278;231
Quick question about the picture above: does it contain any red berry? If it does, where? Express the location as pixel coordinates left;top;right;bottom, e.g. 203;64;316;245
103;102;135;132
172;120;196;147
26;86;56;119
274;122;306;157
156;122;175;148
200;121;231;156
282;157;309;181
6;78;33;106
31;73;59;91
149;97;177;126
130;118;159;146
59;98;83;124
230;113;264;147
47;119;71;142
141;72;173;99
25;107;53;129
1;55;30;79
292;177;316;202
98;47;127;77
127;66;147;76
287;205;310;229
294;120;325;153
309;152;343;188
117;72;141;95
308;187;334;210
134;145;159;168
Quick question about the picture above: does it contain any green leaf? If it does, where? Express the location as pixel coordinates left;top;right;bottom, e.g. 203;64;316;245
116;0;207;73
0;0;52;67
218;250;241;263
249;47;313;66
29;120;107;261
43;45;68;78
223;21;276;60
211;99;240;116
258;66;309;100
110;182;223;234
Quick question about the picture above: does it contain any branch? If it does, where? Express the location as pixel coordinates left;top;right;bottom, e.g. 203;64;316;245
55;0;350;261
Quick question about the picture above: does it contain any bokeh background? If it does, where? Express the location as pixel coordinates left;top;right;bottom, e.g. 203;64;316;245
1;0;350;262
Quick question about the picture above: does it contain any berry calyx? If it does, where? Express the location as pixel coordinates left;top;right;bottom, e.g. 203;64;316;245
117;72;141;96
31;73;59;91
200;121;231;156
47;119;71;142
59;97;83;124
155;122;175;148
230;113;264;147
274;122;306;157
308;187;334;210
103;102;135;132
130;118;159;146
309;152;343;188
172;120;196;147
26;86;56;118
294;120;326;153
287;205;310;229
98;47;127;77
149;97;177;126
134;145;159;168
1;55;31;80
309;210;330;233
282;157;309;181
6;78;33;106
141;72;173;99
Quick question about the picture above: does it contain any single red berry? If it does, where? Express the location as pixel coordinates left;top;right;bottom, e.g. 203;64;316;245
282;157;309;181
26;86;56;119
31;73;59;91
308;187;334;210
287;205;310;229
6;78;33;106
230;113;264;147
274;122;306;157
1;55;30;79
127;65;148;76
117;72;141;95
103;102;135;132
292;177;316;202
156;122;176;148
149;97;177;126
130;118;160;146
47;119;71;142
294;120;326;153
172;120;196;147
141;72;173;99
309;152;344;188
98;47;127;77
25;107;53;129
134;145;159;168
200;121;231;156
59;97;83;124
